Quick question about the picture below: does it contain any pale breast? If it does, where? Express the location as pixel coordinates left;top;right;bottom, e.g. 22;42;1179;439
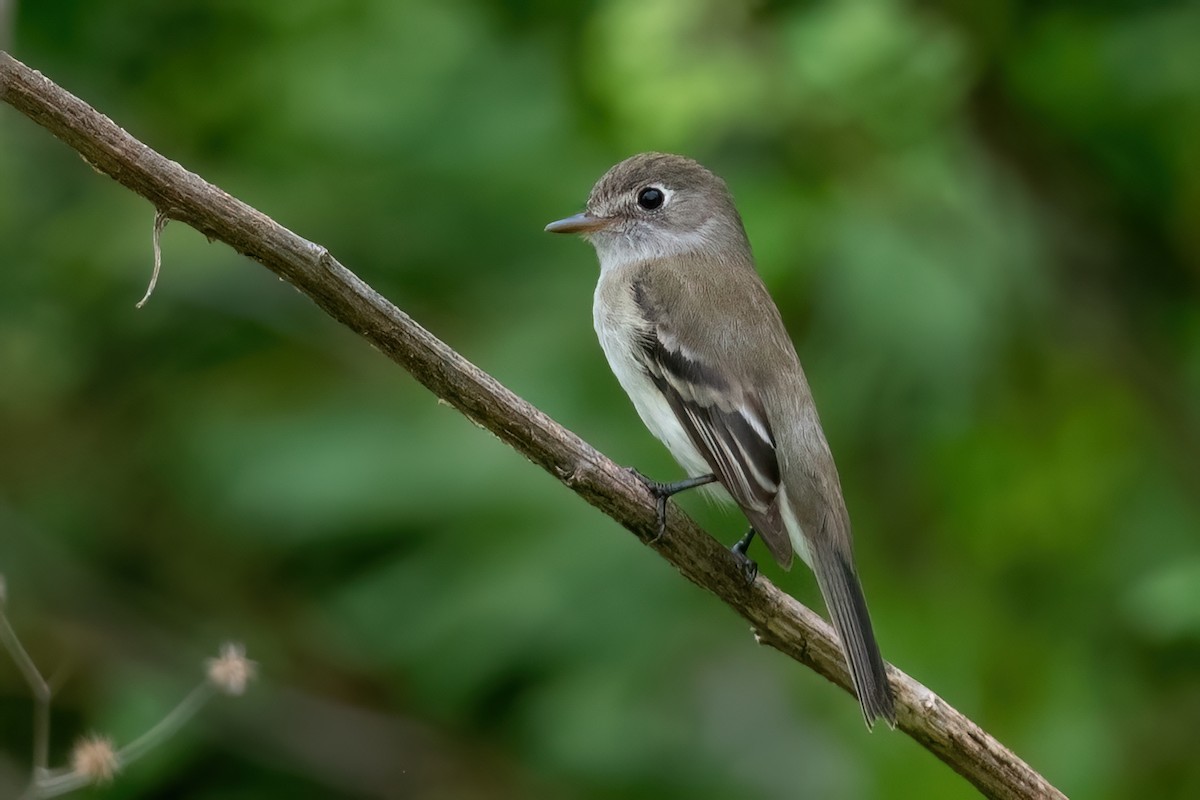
593;271;710;477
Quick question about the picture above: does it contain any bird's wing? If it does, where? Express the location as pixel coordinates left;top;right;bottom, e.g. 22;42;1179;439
631;260;895;724
630;269;794;568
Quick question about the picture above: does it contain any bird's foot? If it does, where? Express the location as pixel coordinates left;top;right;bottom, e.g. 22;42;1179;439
627;469;717;543
731;527;758;584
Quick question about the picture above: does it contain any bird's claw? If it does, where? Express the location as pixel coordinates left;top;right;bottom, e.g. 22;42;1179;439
731;548;758;584
627;468;670;542
731;528;758;584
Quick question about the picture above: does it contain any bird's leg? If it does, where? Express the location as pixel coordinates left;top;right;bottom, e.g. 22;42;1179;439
628;470;717;542
731;528;758;584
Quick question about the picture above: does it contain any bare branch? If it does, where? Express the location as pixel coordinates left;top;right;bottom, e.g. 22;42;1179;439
0;52;1066;800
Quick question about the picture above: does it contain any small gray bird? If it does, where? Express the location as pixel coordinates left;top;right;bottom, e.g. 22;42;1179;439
546;153;896;727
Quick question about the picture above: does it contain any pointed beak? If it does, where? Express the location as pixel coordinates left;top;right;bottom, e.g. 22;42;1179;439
544;212;611;234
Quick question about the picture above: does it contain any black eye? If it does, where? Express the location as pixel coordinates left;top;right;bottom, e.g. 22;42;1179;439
637;187;664;210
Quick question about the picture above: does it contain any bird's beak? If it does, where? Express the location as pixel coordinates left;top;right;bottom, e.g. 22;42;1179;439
544;212;611;234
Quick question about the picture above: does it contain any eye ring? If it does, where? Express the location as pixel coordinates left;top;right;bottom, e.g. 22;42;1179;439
637;186;665;210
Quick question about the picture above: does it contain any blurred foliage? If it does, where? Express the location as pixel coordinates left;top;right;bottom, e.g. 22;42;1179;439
2;0;1199;797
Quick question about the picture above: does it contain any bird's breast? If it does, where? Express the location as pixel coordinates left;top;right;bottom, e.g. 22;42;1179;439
593;275;710;478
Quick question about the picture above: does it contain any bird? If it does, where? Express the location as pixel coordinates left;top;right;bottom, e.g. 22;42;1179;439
545;153;896;727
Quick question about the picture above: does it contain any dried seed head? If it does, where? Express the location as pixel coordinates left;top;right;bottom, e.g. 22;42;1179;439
70;734;119;784
206;642;256;696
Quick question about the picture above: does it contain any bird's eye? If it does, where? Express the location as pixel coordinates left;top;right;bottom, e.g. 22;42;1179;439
637;187;665;210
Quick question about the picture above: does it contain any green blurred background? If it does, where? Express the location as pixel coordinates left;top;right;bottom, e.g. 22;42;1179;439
2;1;1198;797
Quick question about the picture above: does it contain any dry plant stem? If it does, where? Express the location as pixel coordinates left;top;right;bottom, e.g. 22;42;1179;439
0;607;52;780
136;210;168;308
21;670;229;798
118;682;216;765
25;769;88;798
0;52;1065;800
25;761;91;798
30;684;214;799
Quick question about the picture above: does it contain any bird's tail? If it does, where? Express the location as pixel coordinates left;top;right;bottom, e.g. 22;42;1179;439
811;542;896;728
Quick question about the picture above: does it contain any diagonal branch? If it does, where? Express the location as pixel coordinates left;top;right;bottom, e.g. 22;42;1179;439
0;51;1065;800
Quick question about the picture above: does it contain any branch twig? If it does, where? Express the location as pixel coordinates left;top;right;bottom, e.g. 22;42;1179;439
0;51;1066;800
135;210;168;308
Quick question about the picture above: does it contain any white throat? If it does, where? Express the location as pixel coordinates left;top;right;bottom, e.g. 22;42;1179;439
591;217;723;275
